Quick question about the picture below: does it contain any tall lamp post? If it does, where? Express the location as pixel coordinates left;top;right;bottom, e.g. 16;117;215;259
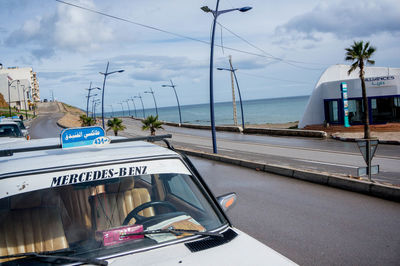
20;85;28;119
134;94;145;118
119;102;125;117
162;79;182;125
217;66;245;130
124;100;131;116
108;104;114;117
99;62;124;129
7;78;20;116
144;87;158;116
129;97;138;117
86;93;98;117
93;99;101;120
86;82;101;116
201;2;252;153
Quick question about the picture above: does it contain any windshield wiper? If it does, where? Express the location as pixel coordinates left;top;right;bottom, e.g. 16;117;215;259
0;249;108;266
127;228;223;238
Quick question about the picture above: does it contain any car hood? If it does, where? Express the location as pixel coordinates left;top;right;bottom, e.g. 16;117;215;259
107;228;297;266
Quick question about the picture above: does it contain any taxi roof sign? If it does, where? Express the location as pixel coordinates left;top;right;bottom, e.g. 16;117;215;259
61;126;108;148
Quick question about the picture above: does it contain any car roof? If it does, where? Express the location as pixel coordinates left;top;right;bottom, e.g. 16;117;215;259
0;137;179;177
0;120;19;125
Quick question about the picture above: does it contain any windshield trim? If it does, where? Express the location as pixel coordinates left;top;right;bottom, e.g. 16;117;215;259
178;153;234;227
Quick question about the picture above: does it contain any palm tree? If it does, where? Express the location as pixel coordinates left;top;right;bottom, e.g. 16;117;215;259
106;117;126;136
142;115;163;136
79;114;96;127
345;41;376;139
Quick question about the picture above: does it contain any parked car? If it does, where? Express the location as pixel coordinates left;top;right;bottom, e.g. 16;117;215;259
0;127;296;265
0;120;24;138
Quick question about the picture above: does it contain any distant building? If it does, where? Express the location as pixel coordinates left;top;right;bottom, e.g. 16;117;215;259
0;66;40;110
299;65;400;128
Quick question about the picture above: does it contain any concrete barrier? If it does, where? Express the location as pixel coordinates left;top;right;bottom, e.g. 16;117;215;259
244;127;327;138
174;146;400;202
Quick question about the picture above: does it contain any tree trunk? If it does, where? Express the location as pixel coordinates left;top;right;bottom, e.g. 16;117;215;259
114;130;118;136
359;62;371;139
151;128;155;136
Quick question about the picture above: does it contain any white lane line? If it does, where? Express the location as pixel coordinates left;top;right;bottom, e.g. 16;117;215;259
295;159;359;169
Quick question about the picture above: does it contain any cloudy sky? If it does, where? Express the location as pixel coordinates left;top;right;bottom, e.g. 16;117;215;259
1;0;399;111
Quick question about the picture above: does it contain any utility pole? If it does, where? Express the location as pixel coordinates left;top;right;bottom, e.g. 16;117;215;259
229;56;238;126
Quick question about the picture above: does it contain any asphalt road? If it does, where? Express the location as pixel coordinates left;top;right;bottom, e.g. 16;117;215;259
120;119;400;185
28;107;400;265
29;102;64;139
193;158;400;266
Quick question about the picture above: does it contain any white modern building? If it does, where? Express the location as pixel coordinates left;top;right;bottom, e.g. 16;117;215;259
0;66;40;110
299;65;400;128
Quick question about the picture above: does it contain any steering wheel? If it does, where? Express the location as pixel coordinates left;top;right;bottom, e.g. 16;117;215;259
123;201;177;225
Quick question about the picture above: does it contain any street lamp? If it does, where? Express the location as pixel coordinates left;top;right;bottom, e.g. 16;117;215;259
108;104;114;117
119;102;125;117
217;66;245;131
7;78;20;116
93;99;101;119
162;79;182;124
92;99;100;119
201;1;252;153
134;94;145;118
20;85;29;119
123;100;131;116
129;97;138;117
144;87;158;117
99;62;124;129
86;82;101;117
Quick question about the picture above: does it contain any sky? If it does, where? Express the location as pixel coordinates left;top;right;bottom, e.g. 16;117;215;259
1;0;399;112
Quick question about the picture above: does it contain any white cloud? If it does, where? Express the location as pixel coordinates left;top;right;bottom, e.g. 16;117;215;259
5;0;114;58
274;0;400;42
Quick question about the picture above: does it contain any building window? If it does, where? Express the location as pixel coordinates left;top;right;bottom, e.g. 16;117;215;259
371;96;400;123
348;99;364;124
324;100;339;124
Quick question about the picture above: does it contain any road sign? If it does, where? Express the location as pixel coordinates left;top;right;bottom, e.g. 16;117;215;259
357;139;378;164
357;165;379;176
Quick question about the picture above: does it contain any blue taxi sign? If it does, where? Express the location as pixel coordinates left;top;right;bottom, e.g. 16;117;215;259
61;126;108;148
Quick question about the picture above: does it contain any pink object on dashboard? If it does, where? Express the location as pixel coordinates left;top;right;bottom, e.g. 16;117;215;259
100;224;144;246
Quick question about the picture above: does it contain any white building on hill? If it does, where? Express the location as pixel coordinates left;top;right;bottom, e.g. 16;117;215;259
0;65;40;110
299;65;400;128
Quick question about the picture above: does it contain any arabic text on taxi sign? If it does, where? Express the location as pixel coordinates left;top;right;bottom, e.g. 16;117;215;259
61;126;106;148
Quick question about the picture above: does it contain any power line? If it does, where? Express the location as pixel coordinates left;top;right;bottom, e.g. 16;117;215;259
217;22;327;70
55;0;325;71
239;71;313;84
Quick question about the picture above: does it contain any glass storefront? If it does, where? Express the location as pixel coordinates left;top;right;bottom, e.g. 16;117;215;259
371;96;400;123
324;95;400;125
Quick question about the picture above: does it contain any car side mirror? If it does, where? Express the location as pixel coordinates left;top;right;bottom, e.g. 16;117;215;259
216;192;237;212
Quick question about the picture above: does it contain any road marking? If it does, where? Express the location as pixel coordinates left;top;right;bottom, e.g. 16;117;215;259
295;159;359;169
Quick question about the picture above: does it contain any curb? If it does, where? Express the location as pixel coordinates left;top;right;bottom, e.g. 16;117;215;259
331;134;400;145
175;147;400;202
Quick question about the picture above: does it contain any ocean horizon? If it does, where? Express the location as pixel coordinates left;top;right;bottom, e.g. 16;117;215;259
102;95;310;125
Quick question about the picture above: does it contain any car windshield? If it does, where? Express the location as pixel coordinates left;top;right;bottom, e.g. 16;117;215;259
0;124;23;137
0;160;226;264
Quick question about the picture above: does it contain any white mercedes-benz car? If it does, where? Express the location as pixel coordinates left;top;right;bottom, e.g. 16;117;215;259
0;127;296;265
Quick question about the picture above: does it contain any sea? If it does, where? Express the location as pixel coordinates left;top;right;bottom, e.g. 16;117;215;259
103;95;309;126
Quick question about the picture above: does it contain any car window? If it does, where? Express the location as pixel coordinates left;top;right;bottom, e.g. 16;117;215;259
165;174;203;209
0;124;22;137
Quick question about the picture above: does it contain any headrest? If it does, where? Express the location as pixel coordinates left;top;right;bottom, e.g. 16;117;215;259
10;191;42;209
106;177;135;193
